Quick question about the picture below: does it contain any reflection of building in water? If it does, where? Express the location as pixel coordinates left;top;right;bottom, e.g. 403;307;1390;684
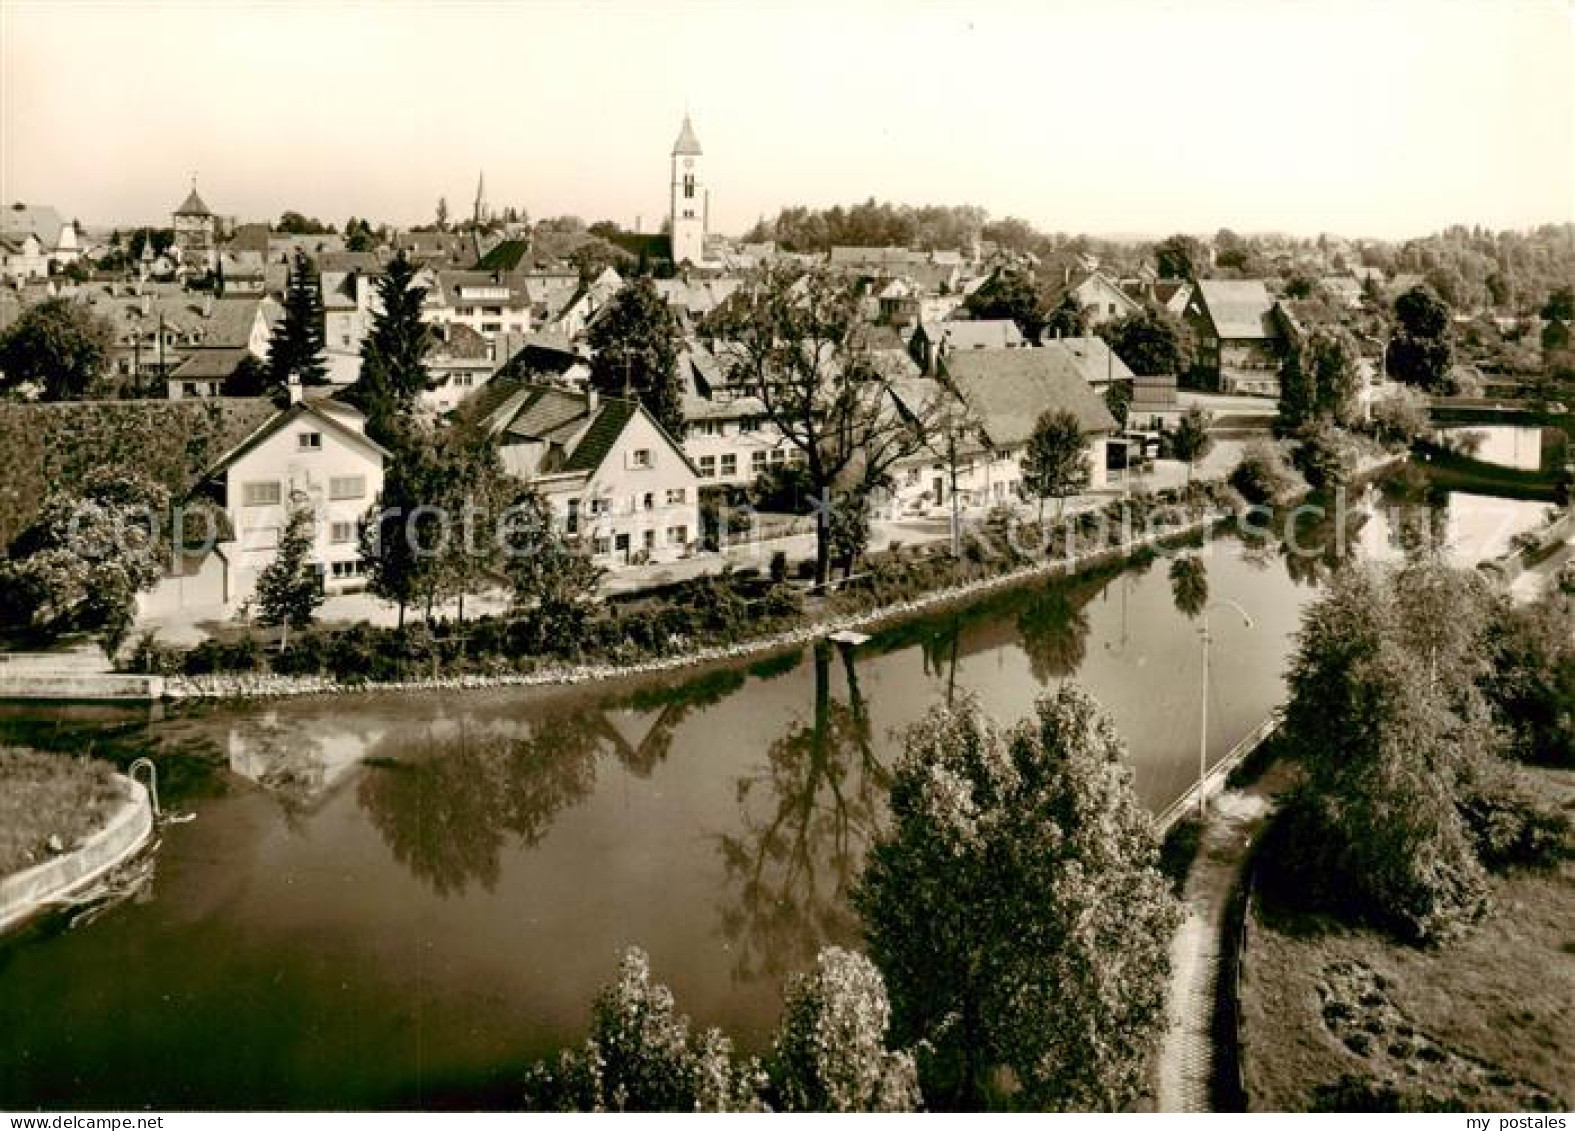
227;712;386;803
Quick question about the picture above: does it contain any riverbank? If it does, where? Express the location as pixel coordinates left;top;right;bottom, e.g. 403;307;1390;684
0;752;153;936
1238;765;1574;1111
165;507;1238;703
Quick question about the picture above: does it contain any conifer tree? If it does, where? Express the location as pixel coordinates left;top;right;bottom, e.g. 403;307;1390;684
254;502;323;650
268;249;329;391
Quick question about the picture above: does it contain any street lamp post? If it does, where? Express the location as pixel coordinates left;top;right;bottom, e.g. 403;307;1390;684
1198;599;1254;820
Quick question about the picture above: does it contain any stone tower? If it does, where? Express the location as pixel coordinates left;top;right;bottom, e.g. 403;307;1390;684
669;114;705;267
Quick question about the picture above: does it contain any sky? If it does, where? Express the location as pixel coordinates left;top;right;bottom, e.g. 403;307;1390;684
1;0;1571;240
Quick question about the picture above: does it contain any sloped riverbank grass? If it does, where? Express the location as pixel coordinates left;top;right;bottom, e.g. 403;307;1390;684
0;747;122;877
1240;765;1574;1112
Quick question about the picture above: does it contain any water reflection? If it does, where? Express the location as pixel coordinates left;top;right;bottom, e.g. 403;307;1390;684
716;641;886;982
1168;555;1209;620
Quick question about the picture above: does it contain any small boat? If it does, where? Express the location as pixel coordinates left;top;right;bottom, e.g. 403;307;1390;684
826;629;871;647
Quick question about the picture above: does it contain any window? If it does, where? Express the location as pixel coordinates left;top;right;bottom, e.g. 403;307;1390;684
739;417;759;434
643;530;656;550
720;453;737;477
752;450;768;473
593;536;612;555
642;492;655;511
298;431;322;451
665;488;686;505
698;455;716;478
667;525;688;545
329;475;366;500
482;306;503;316
182;382;198;397
330;560;365;580
589;497;608;516
330;521;357;544
683;174;695;200
566;498;580;535
243;480;281;507
630;448;653;469
481;323;501;334
770;448;786;465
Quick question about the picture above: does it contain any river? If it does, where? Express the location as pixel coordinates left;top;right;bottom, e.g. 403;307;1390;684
0;476;1550;1109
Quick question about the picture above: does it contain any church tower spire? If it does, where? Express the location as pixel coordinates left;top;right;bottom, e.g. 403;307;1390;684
473;171;488;226
669;115;706;267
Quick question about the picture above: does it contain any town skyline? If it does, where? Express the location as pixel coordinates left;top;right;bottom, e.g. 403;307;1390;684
2;0;1571;240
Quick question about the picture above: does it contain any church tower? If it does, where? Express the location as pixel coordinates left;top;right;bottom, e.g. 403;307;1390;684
669;114;706;267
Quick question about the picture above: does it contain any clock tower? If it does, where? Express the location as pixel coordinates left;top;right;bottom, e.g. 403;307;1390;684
669;114;706;267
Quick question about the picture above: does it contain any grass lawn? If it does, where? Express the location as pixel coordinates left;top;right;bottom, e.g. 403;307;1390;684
1240;765;1574;1111
0;747;124;878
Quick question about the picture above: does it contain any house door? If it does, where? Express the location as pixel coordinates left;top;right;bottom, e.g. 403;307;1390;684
932;477;945;505
615;532;631;564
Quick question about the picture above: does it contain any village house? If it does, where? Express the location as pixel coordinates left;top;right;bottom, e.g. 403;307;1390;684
1061;268;1143;327
0;232;47;281
1;203;81;271
426;269;534;340
472;377;700;567
1183;279;1286;395
677;343;798;487
193;395;388;607
885;347;1118;517
908;318;1025;375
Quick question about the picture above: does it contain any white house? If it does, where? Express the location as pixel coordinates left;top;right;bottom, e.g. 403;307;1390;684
1064;269;1143;326
885;347;1119;517
473;378;700;567
0;232;47;281
1;203;80;270
198;396;388;606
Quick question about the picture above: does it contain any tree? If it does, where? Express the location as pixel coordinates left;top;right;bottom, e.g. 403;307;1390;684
0;468;168;657
768;948;921;1112
1367;385;1431;447
0;298;115;400
705;264;932;589
1096;308;1192;377
856;687;1182;1109
349;252;433;445
1153;234;1202;280
1103;381;1131;430
359;437;445;629
1020;409;1088;522
268;249;329;392
1541;285;1575;323
1169;406;1212;485
963;265;1044;343
1041;292;1088;340
253;501;323;649
523;947;760;1112
1482;588;1575;767
275;211;331;235
1390;285;1454;392
1276;564;1494;941
1278;325;1363;430
343;216;376;253
500;485;604;650
434;196;450;231
586;277;685;436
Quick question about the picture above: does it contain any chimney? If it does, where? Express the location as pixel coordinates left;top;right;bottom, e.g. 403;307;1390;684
584;385;599;414
288;375;303;404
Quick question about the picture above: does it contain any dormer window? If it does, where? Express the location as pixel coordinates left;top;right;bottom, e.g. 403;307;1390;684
630;448;653;469
298;431;322;450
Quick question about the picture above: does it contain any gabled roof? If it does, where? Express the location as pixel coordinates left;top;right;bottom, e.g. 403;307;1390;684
940;348;1118;444
672;114;703;157
169;347;252;380
1041;336;1135;385
174;186;212;217
1;204;68;249
477;378;698;478
202;400;388;483
1193;280;1279;340
918;319;1024;351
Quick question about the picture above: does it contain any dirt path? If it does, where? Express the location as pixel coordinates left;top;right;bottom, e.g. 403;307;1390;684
1155;780;1282;1112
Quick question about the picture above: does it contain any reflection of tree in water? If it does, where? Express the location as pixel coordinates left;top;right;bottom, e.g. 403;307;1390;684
920;616;962;702
357;711;604;897
358;667;754;896
1169;554;1209;620
1377;465;1450;561
1278;493;1369;586
1016;585;1090;682
716;641;890;984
